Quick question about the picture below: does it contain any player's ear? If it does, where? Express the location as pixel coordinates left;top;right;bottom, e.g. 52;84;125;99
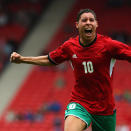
75;22;79;29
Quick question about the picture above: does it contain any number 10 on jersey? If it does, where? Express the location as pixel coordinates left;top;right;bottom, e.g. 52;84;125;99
82;61;94;74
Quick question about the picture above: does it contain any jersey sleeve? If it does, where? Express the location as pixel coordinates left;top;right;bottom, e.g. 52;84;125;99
48;42;70;65
107;39;131;62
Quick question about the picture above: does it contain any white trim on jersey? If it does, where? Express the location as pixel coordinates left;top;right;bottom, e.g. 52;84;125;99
109;58;116;77
70;61;74;70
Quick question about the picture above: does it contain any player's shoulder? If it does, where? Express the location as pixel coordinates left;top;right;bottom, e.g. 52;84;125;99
98;34;126;46
66;35;78;43
63;35;78;46
97;33;112;42
97;34;128;51
97;33;115;48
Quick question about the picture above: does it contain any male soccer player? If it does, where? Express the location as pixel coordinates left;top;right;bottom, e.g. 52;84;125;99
10;9;131;131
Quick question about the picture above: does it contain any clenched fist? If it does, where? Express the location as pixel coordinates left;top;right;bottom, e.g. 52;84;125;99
10;52;22;64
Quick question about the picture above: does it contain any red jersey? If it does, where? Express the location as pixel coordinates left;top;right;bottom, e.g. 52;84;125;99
48;34;131;115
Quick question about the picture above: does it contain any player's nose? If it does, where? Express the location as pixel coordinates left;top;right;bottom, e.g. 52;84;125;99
86;20;91;24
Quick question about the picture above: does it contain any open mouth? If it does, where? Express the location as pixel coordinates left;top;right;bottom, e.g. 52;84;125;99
84;29;93;35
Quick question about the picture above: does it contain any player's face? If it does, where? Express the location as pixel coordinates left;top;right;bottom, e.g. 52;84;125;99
76;12;98;41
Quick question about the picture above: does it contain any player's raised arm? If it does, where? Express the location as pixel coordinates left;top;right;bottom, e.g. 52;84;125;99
10;52;54;66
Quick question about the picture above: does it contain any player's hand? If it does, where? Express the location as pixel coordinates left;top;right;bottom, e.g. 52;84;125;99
10;52;22;64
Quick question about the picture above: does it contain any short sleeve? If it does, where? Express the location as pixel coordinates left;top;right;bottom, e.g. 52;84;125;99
107;39;131;62
48;42;70;65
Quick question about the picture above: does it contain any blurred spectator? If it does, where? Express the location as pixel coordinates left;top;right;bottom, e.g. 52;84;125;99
123;90;131;103
4;42;14;56
109;31;130;44
10;101;62;123
0;0;47;74
5;110;16;122
7;40;18;51
40;101;62;113
48;101;62;113
0;39;15;72
115;94;123;102
34;110;44;122
0;9;8;27
13;9;32;27
57;63;67;72
15;112;25;121
55;76;66;89
53;116;62;131
24;110;35;122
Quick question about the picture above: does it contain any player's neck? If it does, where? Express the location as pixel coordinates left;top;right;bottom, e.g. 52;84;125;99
80;34;97;46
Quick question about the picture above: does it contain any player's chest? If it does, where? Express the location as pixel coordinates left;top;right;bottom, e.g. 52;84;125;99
70;45;108;64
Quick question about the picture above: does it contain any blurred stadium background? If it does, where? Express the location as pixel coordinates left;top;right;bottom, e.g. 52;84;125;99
0;0;131;130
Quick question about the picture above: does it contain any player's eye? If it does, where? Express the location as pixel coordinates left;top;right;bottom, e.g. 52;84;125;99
81;18;87;22
89;18;95;22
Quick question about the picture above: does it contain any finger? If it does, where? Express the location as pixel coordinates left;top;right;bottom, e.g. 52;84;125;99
10;57;14;62
13;56;16;61
10;54;13;61
10;53;16;62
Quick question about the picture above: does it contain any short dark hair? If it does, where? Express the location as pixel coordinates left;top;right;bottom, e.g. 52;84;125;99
77;9;96;22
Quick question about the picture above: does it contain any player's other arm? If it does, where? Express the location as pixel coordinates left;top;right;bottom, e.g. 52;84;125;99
10;52;54;66
108;40;131;62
